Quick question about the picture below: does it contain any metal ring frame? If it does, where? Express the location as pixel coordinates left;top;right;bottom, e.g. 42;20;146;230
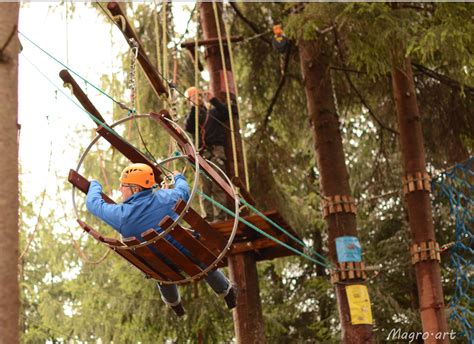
72;114;240;284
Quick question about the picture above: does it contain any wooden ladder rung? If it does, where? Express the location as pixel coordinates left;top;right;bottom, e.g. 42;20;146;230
174;199;227;256
103;237;166;280
141;227;203;277
158;217;218;266
122;237;184;281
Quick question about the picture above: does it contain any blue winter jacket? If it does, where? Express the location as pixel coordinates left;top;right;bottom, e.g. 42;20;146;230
85;174;189;252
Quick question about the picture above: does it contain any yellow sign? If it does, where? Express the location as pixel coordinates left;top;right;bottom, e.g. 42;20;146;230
346;285;373;325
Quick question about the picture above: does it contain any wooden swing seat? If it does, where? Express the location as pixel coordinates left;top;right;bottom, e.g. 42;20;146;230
69;169;228;282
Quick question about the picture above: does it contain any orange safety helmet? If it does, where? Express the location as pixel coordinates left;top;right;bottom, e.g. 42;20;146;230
120;163;155;188
184;86;201;100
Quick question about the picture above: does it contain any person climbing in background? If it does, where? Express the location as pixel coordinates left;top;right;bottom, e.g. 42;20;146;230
184;87;230;223
85;163;237;317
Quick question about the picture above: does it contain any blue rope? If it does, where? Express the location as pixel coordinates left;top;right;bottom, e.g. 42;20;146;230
432;157;473;341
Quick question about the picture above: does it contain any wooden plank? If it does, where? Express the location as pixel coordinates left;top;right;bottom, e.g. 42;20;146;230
174;199;227;255
96;126;162;183
103;237;166;280
150;111;188;149
420;242;427;261
423;172;431;191
348;262;355;280
141;226;205;277
181;36;244;49
334;195;343;212
415;172;423;190
59;70;107;123
68;169;115;204
132;230;201;278
106;2;168;97
59;69;105;125
157;217;218;266
122;237;184;281
230;237;281;255
77;220;165;280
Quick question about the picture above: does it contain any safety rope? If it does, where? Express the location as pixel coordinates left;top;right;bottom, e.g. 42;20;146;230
194;8;200;152
222;4;251;190
162;1;168;90
153;0;162;75
211;1;239;179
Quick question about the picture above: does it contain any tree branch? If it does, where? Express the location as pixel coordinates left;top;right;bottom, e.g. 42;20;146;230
333;29;400;136
229;2;272;46
412;63;474;96
261;45;292;134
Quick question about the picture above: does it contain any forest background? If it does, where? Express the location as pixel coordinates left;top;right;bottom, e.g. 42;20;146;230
15;2;472;343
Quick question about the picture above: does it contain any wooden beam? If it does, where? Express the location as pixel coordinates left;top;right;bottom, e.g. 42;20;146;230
107;2;168;97
96;126;163;184
59;69;107;123
181;35;244;49
68;169;115;204
60;71;163;183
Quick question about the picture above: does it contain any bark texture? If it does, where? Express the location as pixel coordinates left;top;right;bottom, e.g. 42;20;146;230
391;58;449;343
299;38;374;343
0;3;20;343
228;253;266;344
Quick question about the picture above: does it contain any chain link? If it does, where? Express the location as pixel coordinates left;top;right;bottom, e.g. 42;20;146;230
128;38;139;112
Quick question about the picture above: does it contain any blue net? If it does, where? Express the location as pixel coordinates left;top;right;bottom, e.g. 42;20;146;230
432;157;473;342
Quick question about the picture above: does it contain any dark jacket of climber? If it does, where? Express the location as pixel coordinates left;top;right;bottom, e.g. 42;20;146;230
184;87;229;150
85;163;237;316
183;87;233;222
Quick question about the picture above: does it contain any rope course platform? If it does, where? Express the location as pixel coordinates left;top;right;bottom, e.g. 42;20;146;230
212;210;300;264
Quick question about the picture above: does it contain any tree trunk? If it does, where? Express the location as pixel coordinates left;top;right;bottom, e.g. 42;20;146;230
199;3;266;343
299;38;374;343
199;1;246;181
0;3;20;343
391;57;449;343
228;253;266;343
